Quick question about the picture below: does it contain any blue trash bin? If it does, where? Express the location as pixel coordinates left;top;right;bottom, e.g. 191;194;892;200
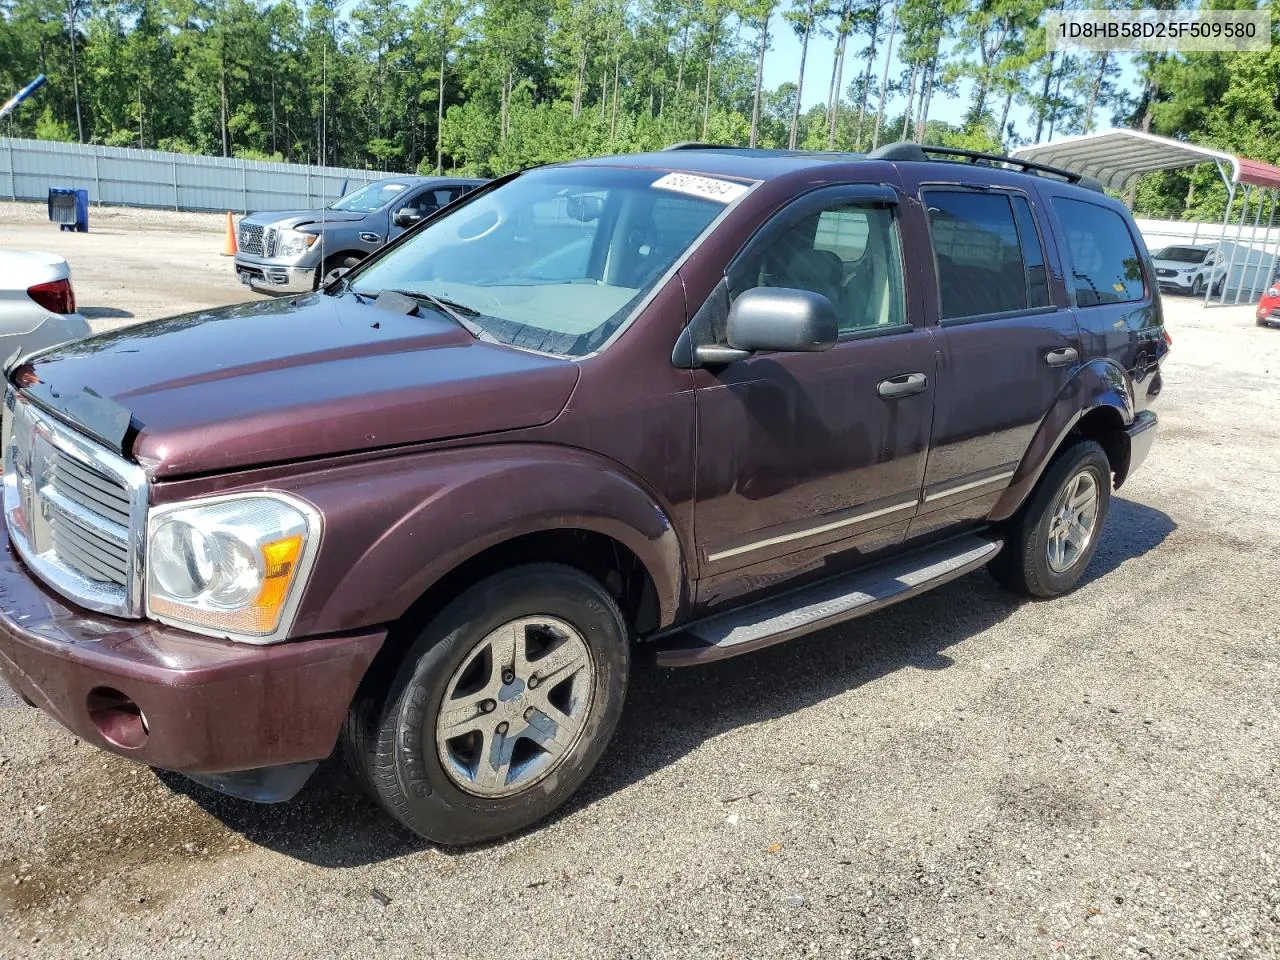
47;187;89;233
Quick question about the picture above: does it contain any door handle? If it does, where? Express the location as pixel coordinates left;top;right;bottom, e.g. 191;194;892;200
360;232;381;243
1045;346;1079;367
877;372;928;399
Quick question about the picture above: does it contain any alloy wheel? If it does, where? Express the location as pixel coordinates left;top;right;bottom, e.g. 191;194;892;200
1045;470;1100;573
434;616;596;798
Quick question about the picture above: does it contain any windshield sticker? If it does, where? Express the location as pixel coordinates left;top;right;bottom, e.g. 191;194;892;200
652;173;748;204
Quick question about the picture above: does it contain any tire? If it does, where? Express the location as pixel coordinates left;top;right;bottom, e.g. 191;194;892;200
1191;275;1204;297
988;440;1112;598
316;254;361;289
343;563;629;846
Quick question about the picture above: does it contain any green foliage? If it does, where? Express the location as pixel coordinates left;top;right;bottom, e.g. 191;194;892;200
35;106;74;141
0;0;1263;194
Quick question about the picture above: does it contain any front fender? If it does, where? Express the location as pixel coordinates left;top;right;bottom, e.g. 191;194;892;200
989;358;1134;522
272;443;687;637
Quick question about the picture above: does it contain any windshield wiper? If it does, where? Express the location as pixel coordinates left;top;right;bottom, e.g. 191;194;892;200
325;275;373;303
386;289;486;338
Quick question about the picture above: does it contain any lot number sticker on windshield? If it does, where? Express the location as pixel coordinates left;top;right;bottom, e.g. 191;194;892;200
652;173;748;204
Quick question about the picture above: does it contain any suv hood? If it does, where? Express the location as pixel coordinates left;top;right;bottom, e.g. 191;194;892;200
18;295;578;478
242;209;368;229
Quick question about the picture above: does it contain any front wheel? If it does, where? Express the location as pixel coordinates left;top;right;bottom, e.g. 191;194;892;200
989;440;1111;598
343;564;629;846
1191;275;1204;297
316;254;362;289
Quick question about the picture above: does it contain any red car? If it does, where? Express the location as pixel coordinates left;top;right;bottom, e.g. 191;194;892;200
1257;284;1280;328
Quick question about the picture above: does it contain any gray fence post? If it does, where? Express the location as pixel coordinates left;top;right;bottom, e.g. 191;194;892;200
241;161;248;214
172;154;179;211
92;149;101;205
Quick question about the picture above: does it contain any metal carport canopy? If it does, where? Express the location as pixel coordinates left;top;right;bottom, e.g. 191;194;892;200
1011;129;1280;192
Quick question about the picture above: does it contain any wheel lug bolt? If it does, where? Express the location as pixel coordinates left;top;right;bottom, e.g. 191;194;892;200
496;722;509;735
482;699;496;713
502;670;515;684
528;676;538;689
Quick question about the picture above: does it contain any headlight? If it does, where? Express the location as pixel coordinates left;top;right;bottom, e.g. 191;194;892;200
275;229;318;259
146;493;321;644
1268;287;1279;298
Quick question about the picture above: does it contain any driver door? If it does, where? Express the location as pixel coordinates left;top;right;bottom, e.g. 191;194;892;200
690;184;937;611
388;187;461;240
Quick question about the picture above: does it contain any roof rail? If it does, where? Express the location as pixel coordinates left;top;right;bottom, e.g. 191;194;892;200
663;142;729;151
867;141;1105;193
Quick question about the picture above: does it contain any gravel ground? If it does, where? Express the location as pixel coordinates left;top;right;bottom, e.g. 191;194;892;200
0;201;267;331
1;266;1279;958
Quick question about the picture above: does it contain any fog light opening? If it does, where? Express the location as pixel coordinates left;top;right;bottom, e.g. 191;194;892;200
87;687;150;750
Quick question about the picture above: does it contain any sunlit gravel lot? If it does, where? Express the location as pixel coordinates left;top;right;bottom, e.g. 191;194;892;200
1;212;1278;959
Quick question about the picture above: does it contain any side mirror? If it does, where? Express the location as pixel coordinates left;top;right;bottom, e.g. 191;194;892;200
725;287;839;354
393;207;426;228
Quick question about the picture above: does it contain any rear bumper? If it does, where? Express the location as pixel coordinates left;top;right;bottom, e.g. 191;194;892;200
6;312;92;359
0;527;384;789
1125;409;1158;479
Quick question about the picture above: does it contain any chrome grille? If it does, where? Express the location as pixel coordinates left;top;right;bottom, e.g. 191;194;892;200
239;222;264;255
46;452;131;584
3;391;147;617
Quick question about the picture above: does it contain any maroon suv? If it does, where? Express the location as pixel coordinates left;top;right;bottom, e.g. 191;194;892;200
0;143;1165;845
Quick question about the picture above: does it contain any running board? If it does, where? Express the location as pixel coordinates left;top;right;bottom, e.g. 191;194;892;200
654;533;1002;667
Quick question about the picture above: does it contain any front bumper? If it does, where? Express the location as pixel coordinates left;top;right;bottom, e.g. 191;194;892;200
0;527;384;797
233;255;316;294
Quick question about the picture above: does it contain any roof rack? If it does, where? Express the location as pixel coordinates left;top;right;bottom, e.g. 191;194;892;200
663;142;730;151
867;141;1105;193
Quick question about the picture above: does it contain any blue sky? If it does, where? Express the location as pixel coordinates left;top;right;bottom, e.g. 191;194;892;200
759;18;1144;144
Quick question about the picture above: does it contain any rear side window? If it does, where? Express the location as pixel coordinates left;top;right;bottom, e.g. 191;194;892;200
924;191;1041;319
1051;197;1145;306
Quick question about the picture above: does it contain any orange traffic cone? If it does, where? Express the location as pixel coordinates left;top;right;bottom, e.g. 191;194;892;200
221;211;238;256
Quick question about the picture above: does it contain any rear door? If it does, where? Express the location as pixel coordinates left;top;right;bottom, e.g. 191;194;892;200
1041;192;1164;405
691;183;937;610
908;181;1082;541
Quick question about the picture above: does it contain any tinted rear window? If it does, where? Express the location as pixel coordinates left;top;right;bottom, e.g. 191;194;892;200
1052;197;1145;306
925;191;1039;319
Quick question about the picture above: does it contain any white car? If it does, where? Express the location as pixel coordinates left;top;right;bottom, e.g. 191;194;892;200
1150;245;1225;297
0;251;92;366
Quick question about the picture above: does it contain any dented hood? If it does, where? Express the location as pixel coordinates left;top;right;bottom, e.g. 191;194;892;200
19;294;578;478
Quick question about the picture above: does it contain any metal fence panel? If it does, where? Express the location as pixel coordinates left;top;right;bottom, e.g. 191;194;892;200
1;137;389;214
1137;216;1280;300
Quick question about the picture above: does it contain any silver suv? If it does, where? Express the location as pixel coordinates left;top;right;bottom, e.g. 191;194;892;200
234;175;486;294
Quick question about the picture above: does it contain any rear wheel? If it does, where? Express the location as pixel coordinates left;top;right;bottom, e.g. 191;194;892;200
343;564;629;845
989;440;1111;598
